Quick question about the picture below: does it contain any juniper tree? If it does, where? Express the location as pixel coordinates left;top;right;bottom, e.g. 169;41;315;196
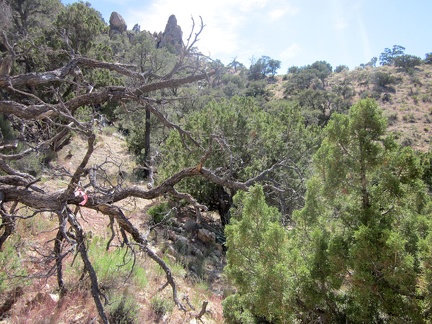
291;98;430;322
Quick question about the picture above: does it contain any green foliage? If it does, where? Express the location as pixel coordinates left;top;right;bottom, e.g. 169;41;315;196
296;89;348;126
150;296;174;317
86;236;147;289
74;105;94;123
425;52;432;64
248;55;281;80
285;66;318;94
159;97;319;221
379;45;406;66
108;295;139;324
11;150;44;176
126;31;176;75
290;98;430;321
0;115;15;140
244;80;270;99
221;73;247;98
310;60;333;87
334;65;349;73
147;202;171;225
6;0;62;36
370;70;399;88
222;294;258;324
285;60;332;95
394;54;423;72
223;185;292;322
55;2;107;55
0;237;28;293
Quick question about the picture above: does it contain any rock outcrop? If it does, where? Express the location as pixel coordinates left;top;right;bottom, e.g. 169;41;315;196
157;14;183;54
109;11;127;37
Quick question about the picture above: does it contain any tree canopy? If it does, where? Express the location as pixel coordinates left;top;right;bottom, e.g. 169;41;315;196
223;99;432;322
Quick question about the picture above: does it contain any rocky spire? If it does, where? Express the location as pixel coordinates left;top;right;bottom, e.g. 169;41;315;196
157;15;183;54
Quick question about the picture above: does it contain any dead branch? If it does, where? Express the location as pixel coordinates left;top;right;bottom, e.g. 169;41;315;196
65;205;109;323
195;300;209;321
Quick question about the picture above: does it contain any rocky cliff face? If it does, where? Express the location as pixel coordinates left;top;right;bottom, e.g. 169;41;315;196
157;14;183;54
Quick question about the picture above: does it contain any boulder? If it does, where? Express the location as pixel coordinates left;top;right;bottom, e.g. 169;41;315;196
109;12;127;36
197;228;216;245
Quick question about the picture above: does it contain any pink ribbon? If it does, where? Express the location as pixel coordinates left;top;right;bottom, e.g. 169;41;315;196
74;188;88;206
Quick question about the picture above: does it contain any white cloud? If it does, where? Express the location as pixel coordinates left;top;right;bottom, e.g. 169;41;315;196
123;0;300;63
268;8;287;21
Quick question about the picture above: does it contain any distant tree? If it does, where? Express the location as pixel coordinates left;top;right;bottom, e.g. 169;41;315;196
284;68;317;94
245;80;270;99
394;54;423;72
132;23;140;33
287;65;300;74
227;57;245;72
285;61;332;95
310;60;332;88
297;89;347;126
266;57;281;77
334;65;349;73
425;52;432;64
248;55;281;80
369;56;378;67
379;45;405;66
361;57;378;68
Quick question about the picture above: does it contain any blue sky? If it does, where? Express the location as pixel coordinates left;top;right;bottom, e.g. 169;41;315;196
62;0;432;73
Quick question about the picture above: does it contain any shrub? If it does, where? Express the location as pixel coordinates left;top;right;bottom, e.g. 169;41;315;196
402;112;416;123
150;296;174;317
422;94;432;103
0;237;27;293
222;294;256;324
371;71;398;88
386;112;398;125
108;296;139;324
147;202;171;225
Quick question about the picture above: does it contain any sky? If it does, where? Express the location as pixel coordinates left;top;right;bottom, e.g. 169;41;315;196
61;0;432;73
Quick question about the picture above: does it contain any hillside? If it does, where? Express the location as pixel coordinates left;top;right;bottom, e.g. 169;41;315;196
332;65;432;151
270;63;432;151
